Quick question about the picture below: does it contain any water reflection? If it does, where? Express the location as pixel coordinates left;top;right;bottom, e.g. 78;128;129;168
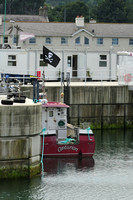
43;157;95;175
0;129;133;200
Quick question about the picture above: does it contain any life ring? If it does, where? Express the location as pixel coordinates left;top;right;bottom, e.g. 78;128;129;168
58;120;65;127
124;74;131;82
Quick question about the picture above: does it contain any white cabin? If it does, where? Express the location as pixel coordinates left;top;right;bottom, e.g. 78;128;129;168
42;102;69;139
117;51;133;85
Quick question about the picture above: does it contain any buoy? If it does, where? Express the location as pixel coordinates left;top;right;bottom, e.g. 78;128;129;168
124;74;131;82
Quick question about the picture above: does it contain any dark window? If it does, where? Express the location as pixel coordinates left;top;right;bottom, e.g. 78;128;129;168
97;38;103;45
75;37;80;45
61;37;68;44
46;37;51;44
8;55;16;66
84;37;89;45
29;37;36;44
99;55;107;67
39;54;48;66
112;38;118;45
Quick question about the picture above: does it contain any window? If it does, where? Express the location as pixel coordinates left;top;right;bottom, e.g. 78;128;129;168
49;110;53;117
61;37;68;44
99;55;107;67
75;37;80;45
84;37;89;45
39;54;48;66
45;37;51;44
67;56;71;67
8;55;16;66
97;38;103;45
13;36;17;44
129;38;133;45
4;36;8;43
112;38;118;45
29;37;36;44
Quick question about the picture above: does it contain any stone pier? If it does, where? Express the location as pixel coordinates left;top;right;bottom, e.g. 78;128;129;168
0;97;42;178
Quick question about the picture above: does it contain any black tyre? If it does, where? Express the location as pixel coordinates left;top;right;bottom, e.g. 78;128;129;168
1;99;13;105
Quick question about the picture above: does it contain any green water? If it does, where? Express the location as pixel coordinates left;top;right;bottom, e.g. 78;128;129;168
0;129;133;200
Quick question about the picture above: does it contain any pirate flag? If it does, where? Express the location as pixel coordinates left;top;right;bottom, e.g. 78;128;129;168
43;46;60;67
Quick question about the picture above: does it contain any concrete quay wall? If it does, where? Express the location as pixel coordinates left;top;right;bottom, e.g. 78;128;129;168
0;98;42;178
43;82;133;129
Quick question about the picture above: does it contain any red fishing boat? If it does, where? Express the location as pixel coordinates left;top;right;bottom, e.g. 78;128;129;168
40;101;95;158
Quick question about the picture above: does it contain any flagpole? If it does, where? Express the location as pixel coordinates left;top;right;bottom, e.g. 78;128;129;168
3;0;6;48
61;50;65;103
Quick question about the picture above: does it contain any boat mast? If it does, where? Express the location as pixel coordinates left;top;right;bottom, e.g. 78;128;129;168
3;0;7;48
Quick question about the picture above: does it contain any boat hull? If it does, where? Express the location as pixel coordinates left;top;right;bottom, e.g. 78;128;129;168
41;134;95;158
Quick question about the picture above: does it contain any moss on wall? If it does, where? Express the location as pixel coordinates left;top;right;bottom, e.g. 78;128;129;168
0;162;41;179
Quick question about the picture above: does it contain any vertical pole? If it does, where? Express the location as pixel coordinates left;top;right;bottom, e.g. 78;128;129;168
3;0;6;47
124;103;126;130
101;104;103;129
78;105;80;126
37;81;39;100
33;80;36;101
124;86;126;130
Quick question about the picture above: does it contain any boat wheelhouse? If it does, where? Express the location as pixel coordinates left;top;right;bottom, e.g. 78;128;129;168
41;101;95;158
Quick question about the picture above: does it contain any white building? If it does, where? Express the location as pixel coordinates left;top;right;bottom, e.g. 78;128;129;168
1;14;133;81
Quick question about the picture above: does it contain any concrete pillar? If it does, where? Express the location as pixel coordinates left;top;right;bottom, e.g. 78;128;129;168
0;97;42;178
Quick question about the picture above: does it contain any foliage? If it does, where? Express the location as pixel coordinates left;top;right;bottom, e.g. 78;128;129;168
1;0;133;23
0;0;45;14
47;0;133;23
92;0;128;23
48;1;90;22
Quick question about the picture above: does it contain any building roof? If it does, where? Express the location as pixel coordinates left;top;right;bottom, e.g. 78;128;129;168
1;14;48;23
0;21;133;38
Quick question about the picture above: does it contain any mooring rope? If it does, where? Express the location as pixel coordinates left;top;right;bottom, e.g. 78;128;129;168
41;128;46;176
87;127;92;141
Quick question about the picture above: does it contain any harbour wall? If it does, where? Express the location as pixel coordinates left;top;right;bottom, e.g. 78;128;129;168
0;98;42;178
21;82;133;129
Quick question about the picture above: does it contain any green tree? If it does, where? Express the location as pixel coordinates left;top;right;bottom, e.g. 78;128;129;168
0;0;45;14
125;1;133;23
48;5;64;22
48;0;90;22
93;0;127;23
62;0;90;22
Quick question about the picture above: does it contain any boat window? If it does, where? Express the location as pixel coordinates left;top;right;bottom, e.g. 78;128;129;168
49;110;53;117
61;111;64;117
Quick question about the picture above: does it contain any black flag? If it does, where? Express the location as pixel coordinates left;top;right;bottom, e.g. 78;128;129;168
43;46;60;67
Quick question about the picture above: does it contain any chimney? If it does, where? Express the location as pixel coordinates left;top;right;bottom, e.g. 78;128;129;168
89;18;96;23
39;5;48;17
75;16;84;27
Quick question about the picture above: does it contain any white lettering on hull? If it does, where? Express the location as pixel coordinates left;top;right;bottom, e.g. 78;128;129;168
58;146;78;152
